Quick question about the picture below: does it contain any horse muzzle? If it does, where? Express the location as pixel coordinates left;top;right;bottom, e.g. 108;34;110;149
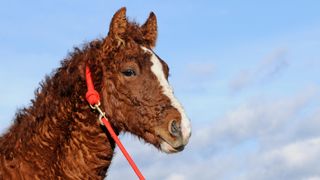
155;119;191;153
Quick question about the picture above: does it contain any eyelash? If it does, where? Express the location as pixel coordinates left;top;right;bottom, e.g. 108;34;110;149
122;69;136;77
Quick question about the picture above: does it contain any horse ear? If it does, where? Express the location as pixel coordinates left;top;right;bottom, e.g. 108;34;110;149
108;7;127;38
141;12;158;48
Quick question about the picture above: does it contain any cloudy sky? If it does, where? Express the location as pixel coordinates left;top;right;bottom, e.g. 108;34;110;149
1;1;320;179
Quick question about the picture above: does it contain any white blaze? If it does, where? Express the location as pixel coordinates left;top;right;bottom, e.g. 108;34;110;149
141;47;192;145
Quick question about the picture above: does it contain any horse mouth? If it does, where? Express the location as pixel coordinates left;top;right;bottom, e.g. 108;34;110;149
157;135;185;153
144;131;185;153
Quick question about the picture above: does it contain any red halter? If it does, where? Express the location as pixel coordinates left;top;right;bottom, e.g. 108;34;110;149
85;65;145;180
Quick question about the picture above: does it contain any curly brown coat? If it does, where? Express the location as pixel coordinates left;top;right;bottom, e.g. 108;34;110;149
0;7;190;179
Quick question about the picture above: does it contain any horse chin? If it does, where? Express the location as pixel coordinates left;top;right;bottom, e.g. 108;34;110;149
159;141;181;154
143;131;181;153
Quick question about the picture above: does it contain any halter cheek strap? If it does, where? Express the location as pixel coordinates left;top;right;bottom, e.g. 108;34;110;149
85;65;145;180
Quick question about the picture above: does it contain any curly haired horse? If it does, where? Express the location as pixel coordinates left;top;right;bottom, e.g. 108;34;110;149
0;7;191;179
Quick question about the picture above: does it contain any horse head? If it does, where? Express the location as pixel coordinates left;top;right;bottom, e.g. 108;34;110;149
93;7;191;153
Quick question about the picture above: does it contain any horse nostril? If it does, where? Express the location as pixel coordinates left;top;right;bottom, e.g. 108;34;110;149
169;120;181;137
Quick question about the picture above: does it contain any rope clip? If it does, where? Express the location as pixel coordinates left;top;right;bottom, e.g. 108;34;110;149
89;102;104;125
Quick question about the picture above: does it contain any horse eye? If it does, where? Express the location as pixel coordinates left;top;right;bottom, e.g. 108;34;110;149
122;69;136;77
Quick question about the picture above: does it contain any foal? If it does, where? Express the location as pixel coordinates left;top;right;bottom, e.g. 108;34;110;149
0;7;191;179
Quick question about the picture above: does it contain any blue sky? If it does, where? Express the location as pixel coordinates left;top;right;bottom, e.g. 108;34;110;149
1;1;320;179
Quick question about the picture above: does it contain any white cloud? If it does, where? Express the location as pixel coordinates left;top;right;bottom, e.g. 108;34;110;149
229;70;251;92
268;138;320;167
229;48;288;93
242;137;320;180
303;176;320;180
195;86;317;149
107;86;320;180
165;173;186;180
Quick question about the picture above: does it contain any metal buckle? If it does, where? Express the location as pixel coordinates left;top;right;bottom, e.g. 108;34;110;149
89;101;101;110
89;102;104;125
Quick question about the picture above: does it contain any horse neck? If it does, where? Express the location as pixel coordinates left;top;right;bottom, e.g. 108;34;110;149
0;49;116;179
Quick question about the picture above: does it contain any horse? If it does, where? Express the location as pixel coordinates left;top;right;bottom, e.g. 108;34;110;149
0;7;191;179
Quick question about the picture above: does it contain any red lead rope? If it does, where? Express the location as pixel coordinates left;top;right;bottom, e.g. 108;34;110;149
85;65;145;180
